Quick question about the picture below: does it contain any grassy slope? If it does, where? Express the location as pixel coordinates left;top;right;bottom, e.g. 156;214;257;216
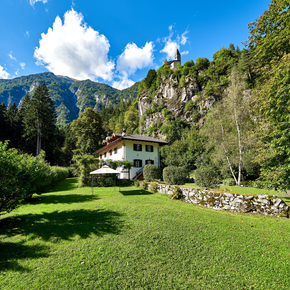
1;178;290;289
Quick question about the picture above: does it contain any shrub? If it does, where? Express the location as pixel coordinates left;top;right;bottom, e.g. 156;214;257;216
163;166;187;185
72;154;99;187
150;182;158;193
223;178;236;186
143;164;161;182
0;141;69;215
141;180;149;190
134;180;140;187
195;166;220;188
171;186;184;200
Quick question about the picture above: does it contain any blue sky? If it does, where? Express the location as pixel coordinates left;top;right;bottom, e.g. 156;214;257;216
0;0;270;89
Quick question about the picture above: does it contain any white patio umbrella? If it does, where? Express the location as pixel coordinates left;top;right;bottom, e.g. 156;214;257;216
90;165;120;194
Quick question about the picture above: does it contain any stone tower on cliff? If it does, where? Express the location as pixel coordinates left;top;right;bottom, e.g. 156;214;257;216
168;49;181;69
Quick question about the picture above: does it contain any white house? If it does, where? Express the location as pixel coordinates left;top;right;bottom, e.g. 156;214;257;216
93;131;168;180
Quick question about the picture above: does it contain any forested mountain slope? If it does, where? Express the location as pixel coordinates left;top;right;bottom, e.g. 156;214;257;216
0;72;138;126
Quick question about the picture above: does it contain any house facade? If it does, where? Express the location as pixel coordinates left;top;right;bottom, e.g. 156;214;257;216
93;132;168;179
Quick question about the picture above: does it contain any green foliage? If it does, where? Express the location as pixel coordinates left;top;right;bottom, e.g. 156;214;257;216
150;182;158;193
184;100;194;112
194;166;220;188
72;154;99;187
134;180;140;187
144;69;157;89
70;108;105;154
223;178;236;186
160;118;188;145
163;166;187;185
23;82;58;162
161;130;204;171
0;141;68;215
141;180;149;190
171;186;184;200
143;164;161;182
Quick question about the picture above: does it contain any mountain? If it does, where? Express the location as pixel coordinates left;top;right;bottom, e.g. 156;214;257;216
0;72;139;126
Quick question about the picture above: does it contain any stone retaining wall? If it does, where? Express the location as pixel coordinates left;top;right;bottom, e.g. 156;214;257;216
141;182;289;218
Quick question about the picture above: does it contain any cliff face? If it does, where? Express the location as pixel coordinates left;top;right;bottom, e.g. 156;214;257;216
138;74;219;137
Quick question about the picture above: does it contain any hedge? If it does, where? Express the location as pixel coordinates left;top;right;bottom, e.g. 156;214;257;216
163;166;187;185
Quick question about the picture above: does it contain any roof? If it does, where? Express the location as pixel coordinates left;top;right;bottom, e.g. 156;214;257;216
90;165;120;175
93;133;168;155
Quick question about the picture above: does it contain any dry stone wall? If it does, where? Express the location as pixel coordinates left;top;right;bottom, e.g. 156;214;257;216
142;183;289;218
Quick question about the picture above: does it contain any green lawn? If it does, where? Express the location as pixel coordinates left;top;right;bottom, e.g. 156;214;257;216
1;178;290;289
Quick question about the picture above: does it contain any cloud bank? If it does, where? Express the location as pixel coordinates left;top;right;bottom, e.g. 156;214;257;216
0;66;10;79
34;9;114;81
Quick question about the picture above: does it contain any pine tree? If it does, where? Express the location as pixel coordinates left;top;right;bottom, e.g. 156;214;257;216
23;83;57;161
0;102;8;142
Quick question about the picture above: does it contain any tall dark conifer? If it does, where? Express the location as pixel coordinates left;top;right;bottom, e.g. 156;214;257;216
0;102;8;142
23;83;57;163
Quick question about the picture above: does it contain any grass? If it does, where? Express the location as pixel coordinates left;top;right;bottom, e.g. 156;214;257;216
1;178;290;289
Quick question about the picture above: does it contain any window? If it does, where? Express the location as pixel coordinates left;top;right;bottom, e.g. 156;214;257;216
100;154;102;159
133;144;142;151
133;159;142;168
109;150;112;156
145;159;154;165
114;147;117;154
145;145;154;152
104;152;106;158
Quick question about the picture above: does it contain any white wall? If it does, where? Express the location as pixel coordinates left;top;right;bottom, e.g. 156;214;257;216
98;139;161;179
125;140;159;179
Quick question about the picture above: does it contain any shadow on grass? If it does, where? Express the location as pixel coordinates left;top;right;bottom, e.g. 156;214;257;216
26;194;99;205
47;178;79;193
0;209;124;241
120;189;152;196
0;241;49;272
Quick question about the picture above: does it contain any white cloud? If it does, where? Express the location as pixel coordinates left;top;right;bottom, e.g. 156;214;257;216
112;42;154;90
112;78;135;90
9;52;17;61
30;0;48;6
15;69;19;76
181;30;189;45
181;51;189;55
34;9;114;81
25;31;30;37
20;62;26;69
160;39;179;60
117;42;154;76
0;66;10;79
160;27;189;60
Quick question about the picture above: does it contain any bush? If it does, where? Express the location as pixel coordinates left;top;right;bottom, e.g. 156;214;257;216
195;166;220;188
0;141;69;215
163;166;187;185
143;164;161;182
171;186;184;200
223;178;236;186
134;180;140;187
150;182;158;193
72;154;99;187
141;180;149;190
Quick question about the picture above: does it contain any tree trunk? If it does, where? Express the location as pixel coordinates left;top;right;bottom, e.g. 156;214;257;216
218;111;238;185
234;105;242;186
